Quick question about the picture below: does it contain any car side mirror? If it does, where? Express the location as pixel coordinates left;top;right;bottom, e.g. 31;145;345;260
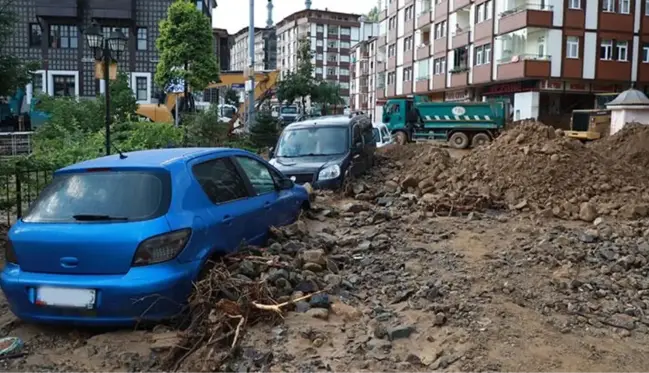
268;146;274;158
279;178;293;190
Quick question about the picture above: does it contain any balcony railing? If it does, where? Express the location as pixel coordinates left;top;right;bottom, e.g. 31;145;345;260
497;53;550;64
499;3;553;17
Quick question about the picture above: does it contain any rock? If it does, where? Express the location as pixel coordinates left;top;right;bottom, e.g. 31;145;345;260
433;312;446;326
404;261;424;275
324;274;342;287
388;325;415;340
367;338;392;351
301;249;326;266
306;308;329;320
295;301;311;313
303;262;324;272
579;202;598;222
401;174;420;189
341;202;369;213
238;260;258;278
150;332;181;352
330;302;363;321
385;180;399;192
309;293;330;308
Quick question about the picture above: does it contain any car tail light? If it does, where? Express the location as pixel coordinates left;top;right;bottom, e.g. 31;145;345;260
132;229;191;267
5;240;18;264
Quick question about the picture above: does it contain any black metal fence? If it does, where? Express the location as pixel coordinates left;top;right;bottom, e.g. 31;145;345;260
0;167;55;226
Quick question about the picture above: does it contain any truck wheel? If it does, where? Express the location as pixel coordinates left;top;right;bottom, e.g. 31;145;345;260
449;132;469;149
394;131;408;145
471;133;491;148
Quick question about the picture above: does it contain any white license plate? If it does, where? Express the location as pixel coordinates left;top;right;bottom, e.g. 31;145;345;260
36;286;96;309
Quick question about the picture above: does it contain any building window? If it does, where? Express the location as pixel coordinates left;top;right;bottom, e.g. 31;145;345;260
475;46;484;65
619;0;630;12
434;21;446;39
340;41;350;48
135;77;148;101
389;16;397;29
32;73;44;94
566;36;579;58
315;67;323;74
102;27;129;39
646;0;649;15
29;23;42;47
404;36;413;51
136;27;147;50
340;82;349;89
602;0;615;12
484;44;491;63
405;5;415;20
617;40;628;61
453;47;468;69
416;60;430;79
327;40;338;48
643;44;649;63
600;40;613;60
569;0;581;8
388;44;396;57
340;55;350;62
485;0;492;19
49;25;78;49
52;75;75;96
316;24;324;33
316;53;323;60
316;39;323;47
340;68;349;76
476;4;485;23
387;71;396;84
341;27;351;35
433;57;446;75
403;67;413;81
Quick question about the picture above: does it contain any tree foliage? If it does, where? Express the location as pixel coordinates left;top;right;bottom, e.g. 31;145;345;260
100;72;138;123
155;0;219;94
366;6;380;22
275;38;345;112
0;0;38;97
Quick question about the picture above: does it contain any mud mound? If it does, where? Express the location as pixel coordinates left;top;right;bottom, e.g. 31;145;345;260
361;122;649;220
591;123;649;168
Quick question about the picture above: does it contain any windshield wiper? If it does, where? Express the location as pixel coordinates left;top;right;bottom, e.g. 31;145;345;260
72;214;129;221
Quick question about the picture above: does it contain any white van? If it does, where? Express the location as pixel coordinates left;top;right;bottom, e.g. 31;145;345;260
373;122;394;148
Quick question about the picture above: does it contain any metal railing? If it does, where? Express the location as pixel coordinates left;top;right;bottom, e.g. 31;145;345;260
499;3;554;16
0;166;55;225
0;132;34;157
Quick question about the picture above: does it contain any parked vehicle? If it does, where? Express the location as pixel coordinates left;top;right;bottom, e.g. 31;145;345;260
372;122;394;148
1;148;310;325
382;95;507;148
268;115;376;189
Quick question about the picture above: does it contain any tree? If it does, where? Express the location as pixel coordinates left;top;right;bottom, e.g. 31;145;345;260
312;82;345;115
366;6;380;22
224;88;240;106
275;38;316;110
97;72;138;123
155;0;219;112
0;0;38;97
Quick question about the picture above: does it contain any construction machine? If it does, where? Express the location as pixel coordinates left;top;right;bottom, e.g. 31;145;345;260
136;70;280;124
564;93;616;141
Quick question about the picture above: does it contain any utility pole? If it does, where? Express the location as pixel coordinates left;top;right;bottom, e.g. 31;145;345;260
247;0;255;128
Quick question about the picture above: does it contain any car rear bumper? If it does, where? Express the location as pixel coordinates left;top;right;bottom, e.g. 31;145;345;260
0;260;201;326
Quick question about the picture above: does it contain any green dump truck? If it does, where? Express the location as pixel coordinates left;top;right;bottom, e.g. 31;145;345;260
382;95;508;148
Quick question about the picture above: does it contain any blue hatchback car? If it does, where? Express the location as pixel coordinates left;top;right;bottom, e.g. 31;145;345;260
0;148;309;325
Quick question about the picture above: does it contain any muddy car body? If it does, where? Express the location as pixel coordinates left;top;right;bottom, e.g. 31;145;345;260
268;115;376;189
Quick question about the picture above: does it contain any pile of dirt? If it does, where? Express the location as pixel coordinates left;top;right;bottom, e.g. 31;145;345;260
362;122;649;220
165;218;342;372
591;123;649;169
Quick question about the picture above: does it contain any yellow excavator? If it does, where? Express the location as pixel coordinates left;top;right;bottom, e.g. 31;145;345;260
564;92;617;141
136;70;280;124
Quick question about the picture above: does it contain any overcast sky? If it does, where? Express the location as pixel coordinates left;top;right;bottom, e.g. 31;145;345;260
212;0;379;33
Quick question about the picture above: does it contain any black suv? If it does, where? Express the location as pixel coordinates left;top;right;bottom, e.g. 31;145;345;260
268;115;376;189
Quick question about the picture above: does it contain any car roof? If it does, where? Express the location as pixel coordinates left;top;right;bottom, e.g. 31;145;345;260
58;147;245;172
284;115;357;130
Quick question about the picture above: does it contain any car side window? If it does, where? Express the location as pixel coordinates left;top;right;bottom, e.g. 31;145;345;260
234;156;277;195
381;127;390;140
362;126;374;145
192;158;249;204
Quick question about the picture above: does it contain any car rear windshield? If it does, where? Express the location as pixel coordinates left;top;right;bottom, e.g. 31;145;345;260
22;170;171;223
281;107;298;114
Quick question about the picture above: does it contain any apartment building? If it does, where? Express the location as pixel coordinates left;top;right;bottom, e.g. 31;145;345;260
229;26;277;71
213;28;232;71
350;37;383;120
276;7;379;106
6;0;174;104
377;0;649;121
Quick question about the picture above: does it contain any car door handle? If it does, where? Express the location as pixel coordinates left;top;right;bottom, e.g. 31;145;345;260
264;201;271;210
223;215;233;224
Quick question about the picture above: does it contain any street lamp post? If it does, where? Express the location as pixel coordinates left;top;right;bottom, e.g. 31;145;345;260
84;22;128;156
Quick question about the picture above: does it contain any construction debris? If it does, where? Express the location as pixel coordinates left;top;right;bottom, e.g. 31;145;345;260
591;122;649;169
359;121;649;220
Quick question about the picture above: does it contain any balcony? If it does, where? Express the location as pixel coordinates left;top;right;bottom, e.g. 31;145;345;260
377;36;387;47
376;88;386;99
387;56;396;69
403;81;413;95
416;44;430;60
388;27;397;40
449;67;469;87
389;0;398;15
433;38;446;55
452;0;471;11
417;11;432;28
376;60;386;72
434;0;448;20
415;78;429;93
497;54;550;80
379;8;388;21
87;0;135;19
35;0;79;18
432;74;445;90
498;4;553;35
387;84;396;97
452;30;470;48
474;19;494;41
473;63;491;84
